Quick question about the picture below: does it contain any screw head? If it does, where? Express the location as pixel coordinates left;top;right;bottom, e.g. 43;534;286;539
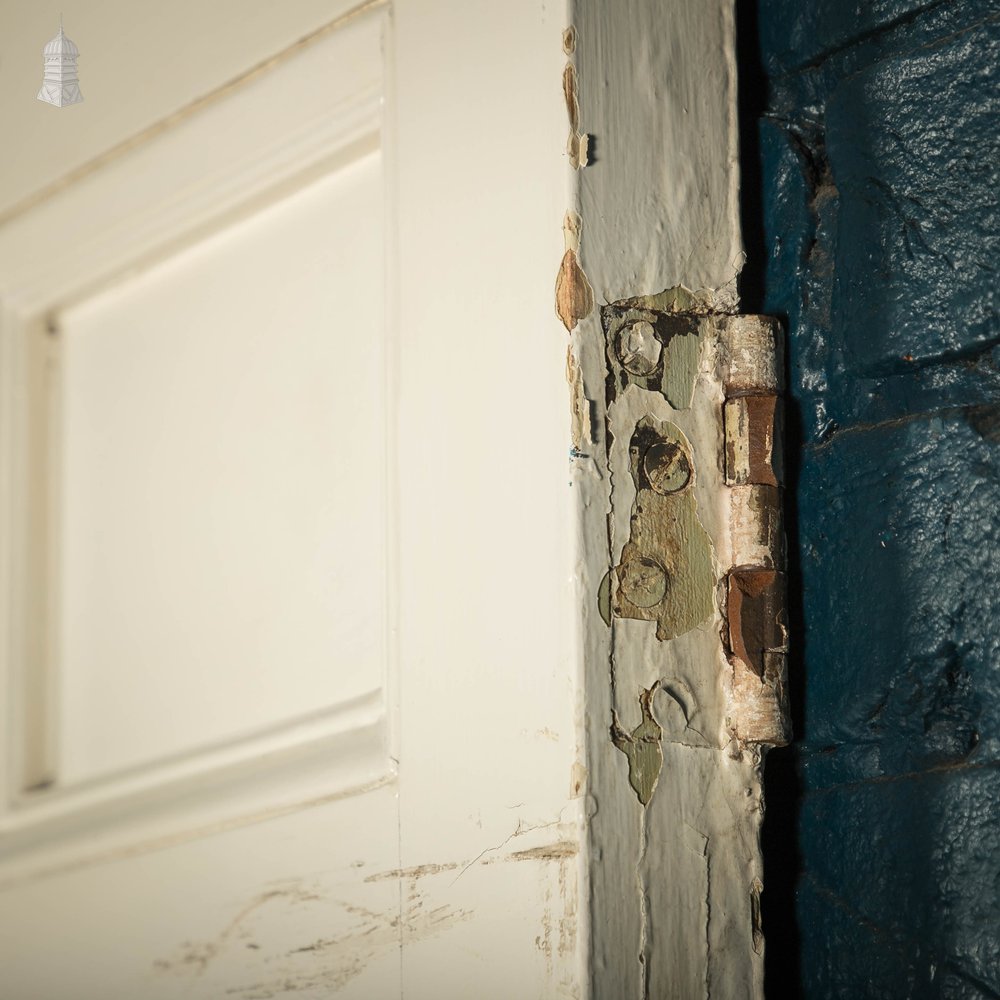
644;439;692;494
617;320;662;376
619;556;668;608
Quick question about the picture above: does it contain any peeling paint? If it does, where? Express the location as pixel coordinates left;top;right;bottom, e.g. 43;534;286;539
596;307;787;986
718;314;784;396
730;484;785;570
618;283;739;318
561;61;589;169
562;64;579;133
604;305;704;409
610;683;664;806
610;418;714;639
570;2;770;992
565;345;592;449
555;211;594;332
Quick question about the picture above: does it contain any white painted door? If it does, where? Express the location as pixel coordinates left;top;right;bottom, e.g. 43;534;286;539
0;4;582;998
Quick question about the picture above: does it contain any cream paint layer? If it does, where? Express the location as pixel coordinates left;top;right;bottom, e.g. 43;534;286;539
567;2;774;998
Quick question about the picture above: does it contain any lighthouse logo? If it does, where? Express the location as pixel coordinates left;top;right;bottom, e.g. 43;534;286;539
37;18;83;107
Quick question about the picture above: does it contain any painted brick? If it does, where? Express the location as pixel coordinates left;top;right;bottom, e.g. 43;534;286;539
798;414;1000;781
755;0;1000;995
798;769;1000;997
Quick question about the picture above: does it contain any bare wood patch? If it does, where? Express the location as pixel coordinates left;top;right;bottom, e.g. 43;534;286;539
555;212;594;332
562;61;589;168
565;346;592;450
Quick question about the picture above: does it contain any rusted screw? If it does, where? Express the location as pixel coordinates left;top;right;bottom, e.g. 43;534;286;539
618;556;668;608
617;320;662;376
643;438;691;494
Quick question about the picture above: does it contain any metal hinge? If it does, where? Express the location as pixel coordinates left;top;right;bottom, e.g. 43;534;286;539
601;305;789;751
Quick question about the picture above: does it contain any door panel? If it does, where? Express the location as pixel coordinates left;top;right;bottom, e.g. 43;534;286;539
0;12;401;995
56;155;384;784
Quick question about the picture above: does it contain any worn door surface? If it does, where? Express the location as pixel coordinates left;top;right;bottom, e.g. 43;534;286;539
0;4;582;997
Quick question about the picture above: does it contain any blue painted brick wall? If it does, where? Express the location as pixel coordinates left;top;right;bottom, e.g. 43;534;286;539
752;2;1000;996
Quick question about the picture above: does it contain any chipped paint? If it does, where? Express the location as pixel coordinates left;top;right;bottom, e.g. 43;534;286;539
618;284;732;317
555;211;594;332
565;345;592;449
611;683;664;806
597;305;786;984
731;484;785;570
719;314;784;396
596;570;612;626
561;50;589;169
610;418;714;639
569;2;773;994
562;64;589;169
604;304;706;409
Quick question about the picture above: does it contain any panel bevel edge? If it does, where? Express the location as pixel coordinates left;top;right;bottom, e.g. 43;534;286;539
0;687;393;879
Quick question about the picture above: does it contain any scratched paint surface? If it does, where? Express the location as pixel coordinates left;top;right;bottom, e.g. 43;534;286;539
750;1;1000;996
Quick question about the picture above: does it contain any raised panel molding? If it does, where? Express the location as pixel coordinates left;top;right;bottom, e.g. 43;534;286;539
0;7;395;877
